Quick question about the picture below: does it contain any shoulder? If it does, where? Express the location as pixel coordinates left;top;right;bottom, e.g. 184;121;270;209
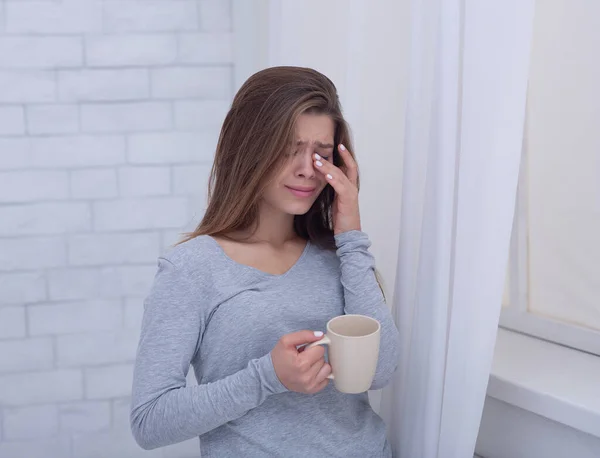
159;235;221;279
144;236;222;309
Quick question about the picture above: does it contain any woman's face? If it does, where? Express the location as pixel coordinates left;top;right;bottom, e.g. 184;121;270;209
262;113;335;216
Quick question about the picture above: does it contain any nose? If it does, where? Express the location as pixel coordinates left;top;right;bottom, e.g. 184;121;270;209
293;149;316;179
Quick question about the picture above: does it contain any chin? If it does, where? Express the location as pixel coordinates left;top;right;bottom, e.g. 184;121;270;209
283;201;315;216
286;206;313;216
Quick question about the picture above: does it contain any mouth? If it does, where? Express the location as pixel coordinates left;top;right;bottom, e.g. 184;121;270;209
285;186;316;198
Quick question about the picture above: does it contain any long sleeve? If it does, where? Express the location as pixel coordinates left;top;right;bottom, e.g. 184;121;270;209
335;230;400;390
130;257;287;450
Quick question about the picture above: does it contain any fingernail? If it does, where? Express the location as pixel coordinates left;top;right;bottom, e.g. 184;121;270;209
339;144;346;151
326;174;333;180
314;153;322;160
314;331;323;337
315;161;323;167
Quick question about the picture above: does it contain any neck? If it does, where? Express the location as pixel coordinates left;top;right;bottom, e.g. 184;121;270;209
244;203;297;245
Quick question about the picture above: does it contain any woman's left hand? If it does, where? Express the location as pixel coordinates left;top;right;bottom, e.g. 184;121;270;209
313;144;361;235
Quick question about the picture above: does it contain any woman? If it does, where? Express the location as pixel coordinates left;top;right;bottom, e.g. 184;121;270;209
130;66;400;457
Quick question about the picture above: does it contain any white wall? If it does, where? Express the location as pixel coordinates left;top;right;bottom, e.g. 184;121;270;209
0;1;232;457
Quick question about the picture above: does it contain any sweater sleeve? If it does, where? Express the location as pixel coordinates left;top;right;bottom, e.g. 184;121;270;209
130;257;287;450
335;230;400;390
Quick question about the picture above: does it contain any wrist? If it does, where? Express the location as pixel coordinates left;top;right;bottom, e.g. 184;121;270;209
334;225;361;236
334;230;371;251
259;353;289;395
334;216;362;235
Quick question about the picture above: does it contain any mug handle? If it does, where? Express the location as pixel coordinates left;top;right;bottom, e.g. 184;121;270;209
306;335;334;380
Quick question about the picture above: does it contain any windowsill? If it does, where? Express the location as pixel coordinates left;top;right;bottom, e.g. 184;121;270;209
488;328;600;438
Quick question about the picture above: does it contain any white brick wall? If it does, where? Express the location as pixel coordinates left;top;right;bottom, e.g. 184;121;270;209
0;138;31;169
198;0;232;32
58;69;150;102
28;300;123;335
0;170;69;203
85;35;178;67
124;297;145;329
0;202;92;235
81;102;173;133
128;132;217;164
70;168;119;199
27;105;80;135
0;106;25;135
0;437;71;458
0;71;56;103
3;405;59;440
0;272;47;304
72;431;163;458
5;1;103;34
0;0;232;455
68;233;160;265
58;401;111;433
58;331;139;368
0;307;27;339
174;100;229;130
0;237;66;271
118;166;171;196
0;370;83;405
112;396;135;431
103;1;199;33
178;33;233;64
0;37;83;69
31;135;126;168
85;364;135;399
93;197;190;231
0;338;54;373
151;67;232;99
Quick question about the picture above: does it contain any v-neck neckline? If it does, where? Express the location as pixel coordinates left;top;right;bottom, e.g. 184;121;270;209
207;236;312;279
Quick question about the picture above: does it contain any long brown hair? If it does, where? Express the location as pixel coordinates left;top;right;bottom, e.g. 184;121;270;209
180;66;357;249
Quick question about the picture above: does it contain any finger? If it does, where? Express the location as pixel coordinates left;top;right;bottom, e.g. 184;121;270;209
281;330;325;349
306;357;326;380
299;344;326;366
338;144;358;186
313;154;351;190
314;362;332;383
311;378;330;393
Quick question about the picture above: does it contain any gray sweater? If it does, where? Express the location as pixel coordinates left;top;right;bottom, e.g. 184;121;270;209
130;230;400;457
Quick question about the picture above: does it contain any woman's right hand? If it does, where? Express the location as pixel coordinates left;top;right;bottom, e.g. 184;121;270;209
271;330;332;394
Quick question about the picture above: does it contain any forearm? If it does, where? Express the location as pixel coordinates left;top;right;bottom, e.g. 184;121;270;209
335;230;400;389
131;353;287;449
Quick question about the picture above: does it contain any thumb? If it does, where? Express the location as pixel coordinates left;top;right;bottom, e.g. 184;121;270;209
281;330;324;349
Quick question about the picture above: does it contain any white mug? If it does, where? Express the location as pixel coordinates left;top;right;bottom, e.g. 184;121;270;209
307;314;381;394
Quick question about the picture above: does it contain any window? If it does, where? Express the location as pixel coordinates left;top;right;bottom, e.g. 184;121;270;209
500;0;600;356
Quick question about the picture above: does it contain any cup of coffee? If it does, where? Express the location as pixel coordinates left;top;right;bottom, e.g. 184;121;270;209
307;314;380;394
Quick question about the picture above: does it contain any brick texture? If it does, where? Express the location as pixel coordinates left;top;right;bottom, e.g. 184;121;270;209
0;106;25;135
0;0;233;455
3;405;59;440
58;401;111;434
27;105;79;135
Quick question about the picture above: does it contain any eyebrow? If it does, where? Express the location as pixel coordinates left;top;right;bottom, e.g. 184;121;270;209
295;140;335;149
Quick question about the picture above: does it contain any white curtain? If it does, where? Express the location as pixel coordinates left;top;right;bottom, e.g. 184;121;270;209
380;0;536;457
